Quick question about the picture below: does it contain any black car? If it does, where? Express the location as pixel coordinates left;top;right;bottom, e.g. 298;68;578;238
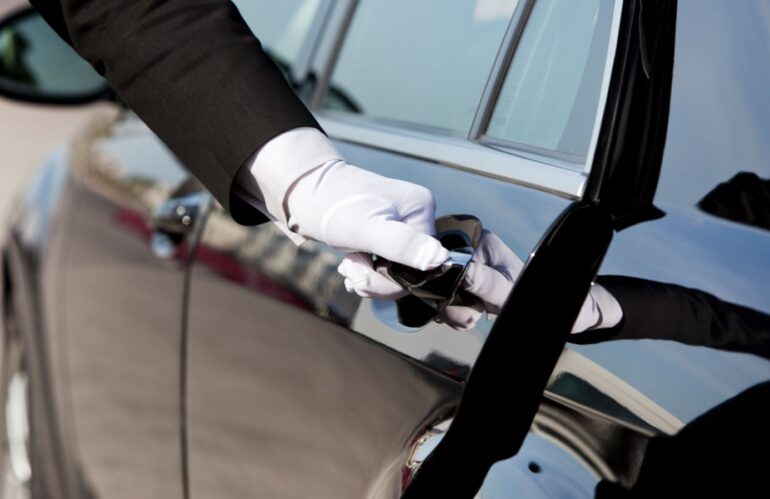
0;1;768;498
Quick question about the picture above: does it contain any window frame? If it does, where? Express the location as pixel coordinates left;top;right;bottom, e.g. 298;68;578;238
307;0;625;200
477;0;621;168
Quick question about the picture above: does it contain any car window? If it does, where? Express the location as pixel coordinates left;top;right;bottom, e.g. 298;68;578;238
233;0;326;75
323;0;519;133
486;0;614;159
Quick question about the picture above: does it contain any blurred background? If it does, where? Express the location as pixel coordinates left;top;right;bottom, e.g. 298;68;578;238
0;0;109;229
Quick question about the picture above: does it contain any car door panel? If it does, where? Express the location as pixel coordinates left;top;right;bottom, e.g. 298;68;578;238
60;112;195;498
185;138;579;498
186;246;459;498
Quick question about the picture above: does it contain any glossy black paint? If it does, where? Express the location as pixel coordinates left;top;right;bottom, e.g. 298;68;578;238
185;216;460;497
2;145;87;498
582;0;770;424
1;0;769;498
3;110;193;498
184;143;576;497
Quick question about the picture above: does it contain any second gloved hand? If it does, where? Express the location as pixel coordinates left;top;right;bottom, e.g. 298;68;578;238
447;230;623;332
439;230;523;330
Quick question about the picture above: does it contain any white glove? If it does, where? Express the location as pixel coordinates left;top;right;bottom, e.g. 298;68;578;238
572;282;623;333
286;160;449;270
461;230;524;317
247;127;449;271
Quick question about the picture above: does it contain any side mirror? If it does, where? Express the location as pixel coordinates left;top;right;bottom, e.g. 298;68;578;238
0;7;110;105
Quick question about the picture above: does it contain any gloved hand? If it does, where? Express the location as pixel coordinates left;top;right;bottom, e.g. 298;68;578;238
286;160;449;271
339;230;523;330
340;229;623;333
246;127;449;271
438;230;523;330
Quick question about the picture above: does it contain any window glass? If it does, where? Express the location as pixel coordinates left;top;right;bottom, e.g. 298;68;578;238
487;0;614;158
233;0;325;74
324;0;519;133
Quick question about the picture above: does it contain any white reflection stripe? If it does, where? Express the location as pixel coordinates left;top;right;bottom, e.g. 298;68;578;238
317;114;588;199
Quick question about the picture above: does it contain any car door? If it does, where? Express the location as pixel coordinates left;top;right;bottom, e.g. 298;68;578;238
184;0;630;497
57;108;205;498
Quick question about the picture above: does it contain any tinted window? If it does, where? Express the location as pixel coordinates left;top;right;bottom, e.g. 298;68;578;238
487;0;614;158
234;0;326;74
325;0;519;133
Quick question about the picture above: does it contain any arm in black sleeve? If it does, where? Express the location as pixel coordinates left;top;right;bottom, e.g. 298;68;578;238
570;276;770;359
29;0;322;224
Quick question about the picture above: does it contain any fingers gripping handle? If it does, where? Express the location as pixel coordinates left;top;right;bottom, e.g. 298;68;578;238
374;215;483;328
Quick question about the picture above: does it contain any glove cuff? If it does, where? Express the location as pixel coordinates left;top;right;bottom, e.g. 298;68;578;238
246;127;343;225
571;283;623;334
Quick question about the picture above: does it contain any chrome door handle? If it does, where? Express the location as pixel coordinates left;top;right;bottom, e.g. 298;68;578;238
150;192;207;258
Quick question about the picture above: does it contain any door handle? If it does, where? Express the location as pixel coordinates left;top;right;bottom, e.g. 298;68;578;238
374;215;482;328
150;192;207;258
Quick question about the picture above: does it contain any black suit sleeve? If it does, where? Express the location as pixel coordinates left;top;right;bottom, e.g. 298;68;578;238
570;276;770;358
595;381;770;497
29;0;322;224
